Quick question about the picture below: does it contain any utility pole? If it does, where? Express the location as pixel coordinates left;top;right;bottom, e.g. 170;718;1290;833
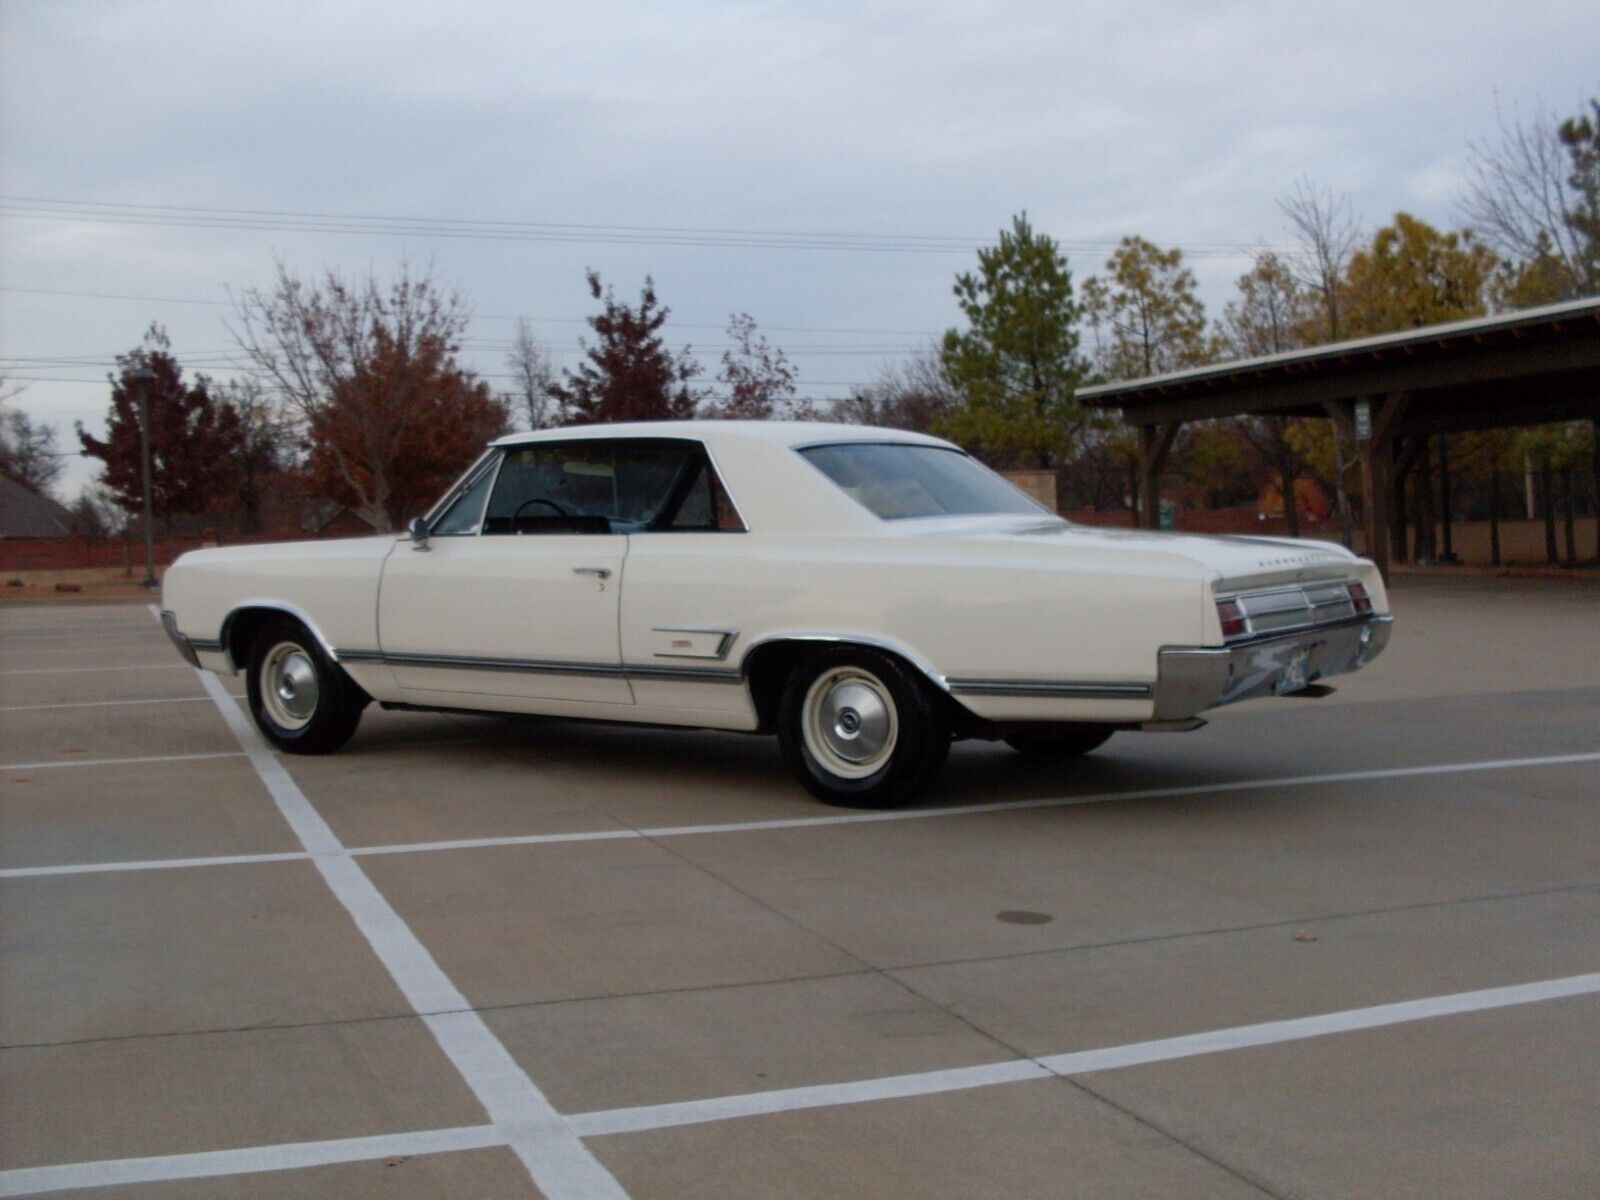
127;364;158;589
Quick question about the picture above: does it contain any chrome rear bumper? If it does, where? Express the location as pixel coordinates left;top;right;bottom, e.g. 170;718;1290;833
1152;614;1392;721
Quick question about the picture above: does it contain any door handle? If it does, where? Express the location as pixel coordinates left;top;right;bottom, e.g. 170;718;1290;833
573;567;612;580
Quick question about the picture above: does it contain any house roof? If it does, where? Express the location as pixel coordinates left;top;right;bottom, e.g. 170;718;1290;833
0;474;77;538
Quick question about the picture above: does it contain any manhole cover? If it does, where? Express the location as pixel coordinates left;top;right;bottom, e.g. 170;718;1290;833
995;910;1054;925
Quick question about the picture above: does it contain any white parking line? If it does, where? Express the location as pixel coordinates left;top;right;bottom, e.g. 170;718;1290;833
0;751;246;772
567;970;1600;1137
4;748;1597;880
5;969;1596;1196
0;695;244;713
0;1124;503;1197
189;659;629;1199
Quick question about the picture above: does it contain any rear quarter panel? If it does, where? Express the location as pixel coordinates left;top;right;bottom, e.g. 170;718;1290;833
622;532;1208;722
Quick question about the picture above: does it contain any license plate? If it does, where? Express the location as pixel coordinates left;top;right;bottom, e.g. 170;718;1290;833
1275;648;1312;696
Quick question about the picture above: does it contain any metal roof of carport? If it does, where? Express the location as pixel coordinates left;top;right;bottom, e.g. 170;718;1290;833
1077;295;1600;427
1073;295;1600;576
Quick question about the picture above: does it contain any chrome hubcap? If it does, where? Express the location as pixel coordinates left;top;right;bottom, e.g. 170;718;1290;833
802;667;898;779
261;641;318;730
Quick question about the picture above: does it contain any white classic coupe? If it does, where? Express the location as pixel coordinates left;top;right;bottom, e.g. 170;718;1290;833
161;421;1392;806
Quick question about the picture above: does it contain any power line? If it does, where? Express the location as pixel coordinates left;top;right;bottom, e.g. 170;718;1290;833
0;285;942;338
0;195;1286;260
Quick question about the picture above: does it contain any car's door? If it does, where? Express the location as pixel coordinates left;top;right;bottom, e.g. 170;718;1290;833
377;439;699;707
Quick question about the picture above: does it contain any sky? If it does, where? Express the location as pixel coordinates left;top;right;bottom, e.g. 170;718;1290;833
2;0;1596;498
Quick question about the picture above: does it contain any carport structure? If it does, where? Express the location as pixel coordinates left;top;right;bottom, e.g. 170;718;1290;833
1076;296;1600;576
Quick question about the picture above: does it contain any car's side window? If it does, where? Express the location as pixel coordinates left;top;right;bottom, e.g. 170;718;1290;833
429;458;500;536
481;440;711;535
665;456;746;531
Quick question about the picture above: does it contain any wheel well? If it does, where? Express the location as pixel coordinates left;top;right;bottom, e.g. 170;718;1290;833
742;638;967;734
222;607;317;672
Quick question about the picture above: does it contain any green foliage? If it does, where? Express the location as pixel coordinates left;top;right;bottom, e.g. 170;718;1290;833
1220;253;1316;357
1557;99;1600;291
1343;213;1495;335
935;214;1092;468
1083;236;1218;380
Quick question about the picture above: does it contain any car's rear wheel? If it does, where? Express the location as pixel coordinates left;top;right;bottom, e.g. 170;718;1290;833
777;647;949;808
246;617;366;754
1004;723;1115;759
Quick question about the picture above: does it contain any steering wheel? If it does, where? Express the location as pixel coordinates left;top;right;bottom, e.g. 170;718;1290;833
511;497;571;524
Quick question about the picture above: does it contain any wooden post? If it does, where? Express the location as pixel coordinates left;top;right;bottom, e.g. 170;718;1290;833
1137;422;1180;530
1354;393;1409;581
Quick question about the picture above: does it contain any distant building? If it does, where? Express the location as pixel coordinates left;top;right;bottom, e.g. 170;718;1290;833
0;474;76;538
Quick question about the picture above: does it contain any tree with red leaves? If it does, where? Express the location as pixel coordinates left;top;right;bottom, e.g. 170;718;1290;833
702;313;808;420
549;272;699;423
78;326;242;529
232;261;508;530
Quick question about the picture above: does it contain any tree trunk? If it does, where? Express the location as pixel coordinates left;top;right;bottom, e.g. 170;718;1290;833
1281;467;1301;538
1437;435;1455;562
1412;439;1436;564
1390;438;1411;564
1488;464;1501;567
1561;467;1577;565
1542;460;1558;564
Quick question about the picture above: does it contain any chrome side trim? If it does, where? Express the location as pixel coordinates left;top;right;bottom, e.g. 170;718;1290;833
338;649;742;685
650;627;738;660
946;678;1153;699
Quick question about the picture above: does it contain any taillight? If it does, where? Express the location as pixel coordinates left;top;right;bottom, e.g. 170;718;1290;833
1216;598;1247;639
1347;581;1373;614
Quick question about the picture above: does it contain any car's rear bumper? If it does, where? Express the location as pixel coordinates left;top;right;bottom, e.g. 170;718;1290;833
1152;614;1392;721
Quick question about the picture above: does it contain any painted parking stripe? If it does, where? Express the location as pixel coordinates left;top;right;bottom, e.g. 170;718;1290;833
3;748;1597;880
567;970;1600;1137
5;970;1597;1196
0;751;246;771
188;657;628;1199
0;1124;503;1197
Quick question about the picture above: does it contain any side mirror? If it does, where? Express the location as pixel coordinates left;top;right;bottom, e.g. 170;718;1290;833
408;516;431;551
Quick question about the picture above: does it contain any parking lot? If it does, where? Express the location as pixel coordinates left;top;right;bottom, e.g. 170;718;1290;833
2;576;1597;1198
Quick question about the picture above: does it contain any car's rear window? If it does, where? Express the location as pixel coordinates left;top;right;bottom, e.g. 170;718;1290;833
799;443;1048;520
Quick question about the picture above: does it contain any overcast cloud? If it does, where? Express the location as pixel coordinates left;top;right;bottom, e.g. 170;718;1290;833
1;0;1595;496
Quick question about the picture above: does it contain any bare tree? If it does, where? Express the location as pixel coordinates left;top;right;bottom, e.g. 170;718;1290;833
231;260;503;530
1460;100;1592;296
1278;178;1360;342
207;376;293;533
832;349;958;432
0;378;65;495
505;319;560;430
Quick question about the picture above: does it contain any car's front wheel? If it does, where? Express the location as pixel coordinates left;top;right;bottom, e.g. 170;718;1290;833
777;648;950;808
246;618;367;754
1004;723;1115;759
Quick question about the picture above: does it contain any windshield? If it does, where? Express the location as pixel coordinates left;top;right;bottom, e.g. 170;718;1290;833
800;442;1049;520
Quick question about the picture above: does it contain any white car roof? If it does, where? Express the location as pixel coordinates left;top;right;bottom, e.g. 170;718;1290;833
492;420;953;451
486;421;967;536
